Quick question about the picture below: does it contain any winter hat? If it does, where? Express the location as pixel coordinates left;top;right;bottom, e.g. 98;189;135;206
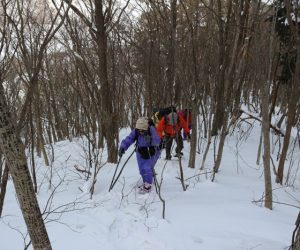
135;117;149;131
167;112;178;126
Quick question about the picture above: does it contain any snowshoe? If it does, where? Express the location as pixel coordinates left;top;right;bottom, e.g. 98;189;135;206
138;183;152;194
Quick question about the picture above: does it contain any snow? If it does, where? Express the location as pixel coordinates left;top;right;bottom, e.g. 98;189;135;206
0;123;299;250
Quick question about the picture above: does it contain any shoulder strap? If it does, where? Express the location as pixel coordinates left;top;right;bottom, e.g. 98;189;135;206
135;126;152;146
149;126;152;145
134;129;138;147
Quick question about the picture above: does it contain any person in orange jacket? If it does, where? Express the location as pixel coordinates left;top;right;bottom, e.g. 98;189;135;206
178;109;192;140
156;111;190;160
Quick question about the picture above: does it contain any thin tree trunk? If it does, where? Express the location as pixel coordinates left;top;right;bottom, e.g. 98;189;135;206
256;131;262;165
277;0;300;185
0;84;52;250
212;113;228;178
30;109;38;192
261;0;273;209
33;88;49;166
261;77;273;210
291;212;300;250
94;0;117;163
0;163;9;217
178;156;186;191
212;102;227;171
295;227;300;250
276;103;296;184
276;55;299;184
201;112;213;170
188;103;197;168
168;0;178;104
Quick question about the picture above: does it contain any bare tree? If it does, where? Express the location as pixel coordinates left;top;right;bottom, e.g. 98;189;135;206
0;84;52;249
62;0;130;163
276;0;300;184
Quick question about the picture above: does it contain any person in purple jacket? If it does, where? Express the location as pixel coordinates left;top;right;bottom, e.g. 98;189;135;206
118;117;161;193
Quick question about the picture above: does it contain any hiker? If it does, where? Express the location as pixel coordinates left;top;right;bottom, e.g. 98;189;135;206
178;109;192;140
156;111;190;160
118;117;161;193
150;106;177;128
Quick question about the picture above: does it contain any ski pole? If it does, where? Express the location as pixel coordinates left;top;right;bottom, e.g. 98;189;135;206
109;148;135;192
108;155;123;192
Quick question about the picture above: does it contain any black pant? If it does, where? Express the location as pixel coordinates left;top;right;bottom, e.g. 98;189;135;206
165;133;184;158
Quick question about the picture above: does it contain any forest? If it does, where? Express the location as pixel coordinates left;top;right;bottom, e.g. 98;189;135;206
0;0;300;249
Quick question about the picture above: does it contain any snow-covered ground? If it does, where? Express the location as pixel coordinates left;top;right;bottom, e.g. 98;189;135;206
1;122;299;250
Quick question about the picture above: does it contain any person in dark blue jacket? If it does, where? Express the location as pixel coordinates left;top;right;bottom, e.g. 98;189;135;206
118;117;161;193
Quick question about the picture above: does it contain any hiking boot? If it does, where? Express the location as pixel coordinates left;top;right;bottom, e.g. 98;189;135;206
165;155;172;160
138;183;152;194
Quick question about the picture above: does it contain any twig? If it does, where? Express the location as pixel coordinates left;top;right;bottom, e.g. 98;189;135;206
74;164;92;175
240;109;285;136
252;200;300;209
185;171;213;181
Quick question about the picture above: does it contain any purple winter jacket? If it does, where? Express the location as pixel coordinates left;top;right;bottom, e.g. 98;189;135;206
120;126;161;152
120;126;161;184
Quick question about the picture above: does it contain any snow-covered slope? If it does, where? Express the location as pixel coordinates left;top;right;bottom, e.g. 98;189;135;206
1;124;299;250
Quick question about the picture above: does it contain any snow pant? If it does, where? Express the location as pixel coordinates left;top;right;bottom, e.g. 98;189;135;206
165;133;184;158
136;149;160;184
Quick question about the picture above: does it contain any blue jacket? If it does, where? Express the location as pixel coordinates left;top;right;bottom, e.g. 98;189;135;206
120;126;161;184
120;126;161;151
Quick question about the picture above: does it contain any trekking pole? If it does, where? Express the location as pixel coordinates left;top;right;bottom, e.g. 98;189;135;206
109;148;135;192
108;155;123;192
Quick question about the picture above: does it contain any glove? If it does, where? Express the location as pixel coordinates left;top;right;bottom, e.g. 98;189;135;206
118;148;125;158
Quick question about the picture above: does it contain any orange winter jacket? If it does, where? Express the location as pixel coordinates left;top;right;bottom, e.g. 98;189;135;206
156;113;190;138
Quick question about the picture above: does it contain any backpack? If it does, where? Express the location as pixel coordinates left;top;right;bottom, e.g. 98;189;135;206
166;112;178;126
134;121;156;159
151;106;177;127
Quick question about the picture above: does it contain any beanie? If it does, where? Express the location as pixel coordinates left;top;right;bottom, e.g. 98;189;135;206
135;117;149;131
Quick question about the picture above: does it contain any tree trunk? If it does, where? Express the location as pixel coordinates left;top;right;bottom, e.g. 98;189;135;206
261;2;274;209
256;131;262;165
277;0;300;185
94;0;118;163
211;0;227;136
30;109;38;192
145;39;154;114
292;212;300;250
201;112;213;170
276;50;300;184
0;84;52;250
0;163;9;217
293;225;300;250
33;86;49;166
261;80;273;209
212;112;228;177
188;103;198;168
168;0;178;104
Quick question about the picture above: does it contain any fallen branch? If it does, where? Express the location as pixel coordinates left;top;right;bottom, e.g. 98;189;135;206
240;109;285;137
252;199;300;209
185;171;213;181
74;165;92;175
